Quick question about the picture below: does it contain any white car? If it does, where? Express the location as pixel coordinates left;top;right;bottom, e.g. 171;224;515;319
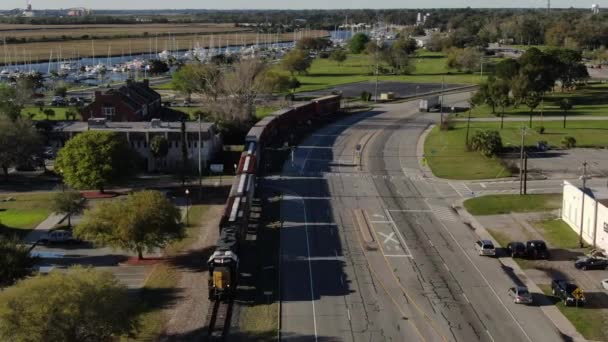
508;286;533;304
475;240;496;256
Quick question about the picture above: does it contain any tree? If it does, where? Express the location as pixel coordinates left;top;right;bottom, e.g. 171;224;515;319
65;107;79;121
0;84;22;120
281;49;312;75
43;108;55;120
470;130;503;157
287;76;301;93
172;63;222;102
495;59;520;81
0;235;37;286
491;79;511;129
329;48;348;65
75;190;183;259
348;33;370;54
524;92;541;128
446;47;482;73
55;131;136;192
51;191;85;228
220;58;273;121
147;59;169;74
262;70;290;94
383;37;417;74
296;37;331;51
0;116;43;178
150;135;169;171
0;267;136;341
54;86;68;98
560;98;573;128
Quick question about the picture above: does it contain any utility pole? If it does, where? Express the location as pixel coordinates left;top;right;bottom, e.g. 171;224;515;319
440;76;445;126
374;39;380;103
198;113;202;200
465;105;472;146
579;161;588;248
523;152;528;194
519;126;526;195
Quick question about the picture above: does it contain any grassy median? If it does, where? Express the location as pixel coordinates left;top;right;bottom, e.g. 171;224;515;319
425;120;608;180
464;194;561;216
0;192;56;237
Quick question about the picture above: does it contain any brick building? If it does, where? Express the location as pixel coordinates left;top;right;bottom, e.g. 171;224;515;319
81;79;163;122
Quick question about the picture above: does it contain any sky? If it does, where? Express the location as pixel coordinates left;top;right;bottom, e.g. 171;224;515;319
0;0;598;10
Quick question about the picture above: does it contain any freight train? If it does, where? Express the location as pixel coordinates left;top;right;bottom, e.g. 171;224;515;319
207;95;341;300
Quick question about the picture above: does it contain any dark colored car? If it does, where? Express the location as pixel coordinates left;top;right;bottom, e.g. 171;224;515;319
507;241;526;258
526;240;550;259
574;257;608;270
551;279;585;306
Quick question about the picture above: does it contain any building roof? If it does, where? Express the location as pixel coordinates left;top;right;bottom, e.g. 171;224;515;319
53;120;215;134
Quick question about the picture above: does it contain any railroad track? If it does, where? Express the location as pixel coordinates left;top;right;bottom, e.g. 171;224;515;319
204;299;233;341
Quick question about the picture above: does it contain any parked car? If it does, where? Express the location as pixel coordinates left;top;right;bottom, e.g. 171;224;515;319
475;240;496;256
551;279;586;306
508;286;533;304
574;256;608;270
51;96;67;107
526;240;550;259
38;230;78;245
507;241;526;258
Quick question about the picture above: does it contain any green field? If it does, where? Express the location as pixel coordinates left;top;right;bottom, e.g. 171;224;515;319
290;52;484;93
425;120;608;179
464;194;562;216
467;83;608;119
0;193;55;237
21;106;72;120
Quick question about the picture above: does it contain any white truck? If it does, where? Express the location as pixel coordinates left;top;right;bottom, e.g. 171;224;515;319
419;96;440;112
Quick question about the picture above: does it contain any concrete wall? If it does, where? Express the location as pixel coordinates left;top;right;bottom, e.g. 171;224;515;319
562;180;608;251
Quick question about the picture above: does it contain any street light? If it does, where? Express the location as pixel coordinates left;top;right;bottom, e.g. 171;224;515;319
185;189;190;226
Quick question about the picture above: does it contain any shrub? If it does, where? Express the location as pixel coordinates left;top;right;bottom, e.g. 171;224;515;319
562;136;577;148
360;91;372;102
470;130;503;157
536;126;545;134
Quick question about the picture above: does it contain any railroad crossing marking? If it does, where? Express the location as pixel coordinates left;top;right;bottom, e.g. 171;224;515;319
378;231;398;245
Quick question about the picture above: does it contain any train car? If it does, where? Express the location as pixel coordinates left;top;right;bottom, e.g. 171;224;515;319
313;95;341;117
207;226;239;300
236;152;256;175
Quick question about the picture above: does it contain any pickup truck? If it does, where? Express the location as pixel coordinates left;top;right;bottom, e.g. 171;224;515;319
38;230;78;245
551;279;586;306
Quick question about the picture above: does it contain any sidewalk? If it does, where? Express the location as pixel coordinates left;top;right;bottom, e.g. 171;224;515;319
454;202;587;342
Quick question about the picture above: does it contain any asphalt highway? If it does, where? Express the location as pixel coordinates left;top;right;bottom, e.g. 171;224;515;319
267;96;570;341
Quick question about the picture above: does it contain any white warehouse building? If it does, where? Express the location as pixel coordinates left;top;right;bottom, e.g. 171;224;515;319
562;180;608;251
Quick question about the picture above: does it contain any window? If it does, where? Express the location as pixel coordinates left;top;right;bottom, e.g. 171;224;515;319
102;106;116;120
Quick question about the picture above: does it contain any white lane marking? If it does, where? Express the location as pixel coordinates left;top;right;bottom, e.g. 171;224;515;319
486;330;496;342
430;206;533;342
347;309;351;321
462;293;470;303
387;209;432;212
384;209;414;258
448;182;463;197
428;239;435;247
378;231;399;245
369;220;392;224
443;263;450;272
480;182;487;189
385;254;411;258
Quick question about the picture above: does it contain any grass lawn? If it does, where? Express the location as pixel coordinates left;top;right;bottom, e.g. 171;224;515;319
424;125;510;180
425;120;608;179
21;106;72;120
464;194;562;216
276;52;484;94
467;83;608;119
0;192;55;237
129;203;208;340
538;284;608;341
533;219;585;249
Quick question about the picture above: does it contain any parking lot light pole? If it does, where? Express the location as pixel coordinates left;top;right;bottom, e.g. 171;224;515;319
185;189;190;226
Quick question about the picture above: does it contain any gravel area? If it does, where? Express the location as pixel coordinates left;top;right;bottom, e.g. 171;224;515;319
159;204;223;341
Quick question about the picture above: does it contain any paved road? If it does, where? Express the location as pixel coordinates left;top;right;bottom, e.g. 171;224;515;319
268;97;569;341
